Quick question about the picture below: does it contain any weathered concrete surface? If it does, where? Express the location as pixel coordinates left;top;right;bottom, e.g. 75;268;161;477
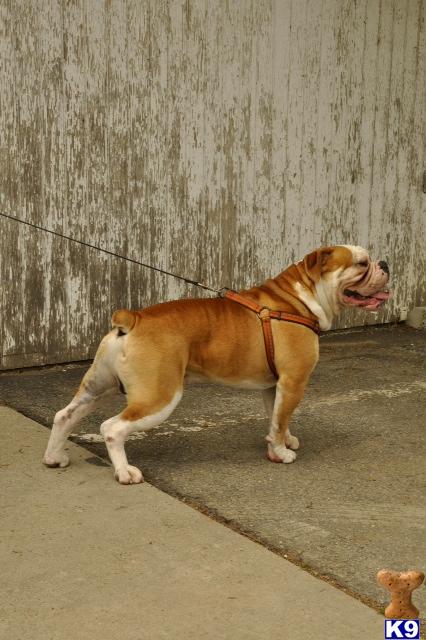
407;307;426;329
1;0;425;368
1;324;426;618
0;407;386;640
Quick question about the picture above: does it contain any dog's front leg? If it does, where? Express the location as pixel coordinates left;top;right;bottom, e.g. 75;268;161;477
261;386;276;420
265;377;305;463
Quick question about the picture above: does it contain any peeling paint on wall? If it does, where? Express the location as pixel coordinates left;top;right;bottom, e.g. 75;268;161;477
0;0;425;369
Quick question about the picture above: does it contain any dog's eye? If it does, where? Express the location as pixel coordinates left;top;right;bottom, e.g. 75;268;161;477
359;260;368;267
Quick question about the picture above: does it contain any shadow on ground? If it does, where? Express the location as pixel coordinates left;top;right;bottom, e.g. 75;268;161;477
1;324;425;614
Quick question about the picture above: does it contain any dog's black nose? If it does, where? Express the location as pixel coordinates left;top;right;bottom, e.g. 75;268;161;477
379;260;389;275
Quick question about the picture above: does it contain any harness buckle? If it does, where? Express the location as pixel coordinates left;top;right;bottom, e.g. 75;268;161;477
257;307;271;320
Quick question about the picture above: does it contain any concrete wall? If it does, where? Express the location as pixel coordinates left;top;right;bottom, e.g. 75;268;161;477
0;0;425;369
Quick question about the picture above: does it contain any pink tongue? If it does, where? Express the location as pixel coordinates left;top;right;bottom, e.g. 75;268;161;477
372;291;391;301
365;299;383;310
364;290;391;310
346;289;391;310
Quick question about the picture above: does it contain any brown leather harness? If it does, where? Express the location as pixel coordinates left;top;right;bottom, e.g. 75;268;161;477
222;289;320;379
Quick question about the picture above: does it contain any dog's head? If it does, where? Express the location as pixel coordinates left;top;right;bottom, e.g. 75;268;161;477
296;245;391;329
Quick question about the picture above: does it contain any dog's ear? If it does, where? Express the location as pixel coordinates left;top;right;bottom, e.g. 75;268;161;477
303;248;334;282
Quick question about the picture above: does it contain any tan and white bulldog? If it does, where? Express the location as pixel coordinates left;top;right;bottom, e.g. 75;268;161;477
44;245;390;483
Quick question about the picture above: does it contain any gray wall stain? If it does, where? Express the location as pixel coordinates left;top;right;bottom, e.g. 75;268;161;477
0;0;425;369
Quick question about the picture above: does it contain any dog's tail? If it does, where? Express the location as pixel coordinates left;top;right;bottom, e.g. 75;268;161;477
111;309;138;334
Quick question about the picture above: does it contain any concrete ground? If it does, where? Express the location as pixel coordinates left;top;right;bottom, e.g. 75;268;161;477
1;407;385;639
1;323;425;626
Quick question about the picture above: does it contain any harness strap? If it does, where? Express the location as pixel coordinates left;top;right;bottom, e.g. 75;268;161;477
222;289;320;379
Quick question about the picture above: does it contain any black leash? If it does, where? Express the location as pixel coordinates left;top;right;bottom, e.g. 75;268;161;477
0;211;221;294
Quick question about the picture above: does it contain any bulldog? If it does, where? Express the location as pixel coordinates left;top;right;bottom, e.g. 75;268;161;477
43;245;390;483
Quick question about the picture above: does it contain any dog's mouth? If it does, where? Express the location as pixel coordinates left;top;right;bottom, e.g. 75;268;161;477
342;288;391;311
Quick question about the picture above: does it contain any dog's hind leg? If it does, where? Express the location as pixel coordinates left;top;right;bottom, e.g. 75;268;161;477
43;335;118;468
100;389;183;484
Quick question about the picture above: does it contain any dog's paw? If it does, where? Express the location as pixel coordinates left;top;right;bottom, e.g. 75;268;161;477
285;434;300;450
43;452;70;468
114;465;144;485
267;443;297;464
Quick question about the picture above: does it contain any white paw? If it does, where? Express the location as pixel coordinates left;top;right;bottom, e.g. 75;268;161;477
286;435;299;450
267;443;297;464
43;452;70;468
114;465;144;485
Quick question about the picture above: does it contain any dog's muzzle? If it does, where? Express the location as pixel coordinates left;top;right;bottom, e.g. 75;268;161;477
341;260;391;311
